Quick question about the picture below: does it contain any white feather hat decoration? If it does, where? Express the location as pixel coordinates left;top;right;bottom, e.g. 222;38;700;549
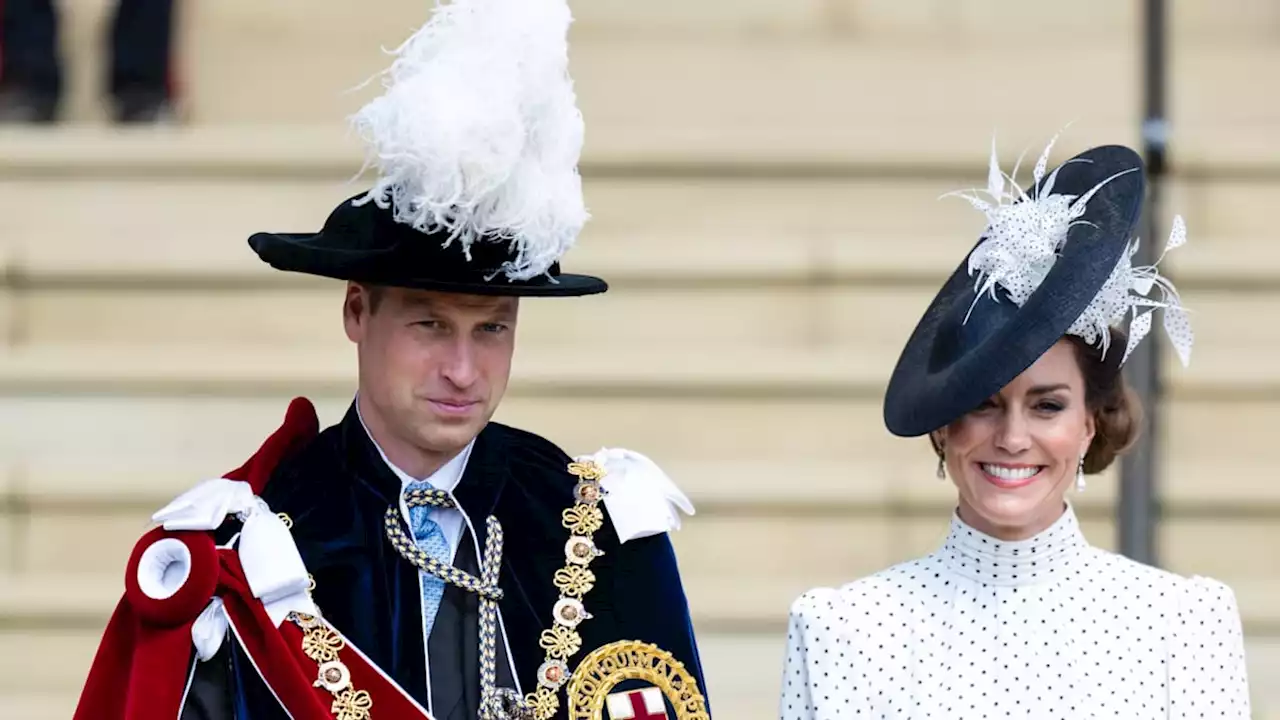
944;133;1194;367
349;0;588;282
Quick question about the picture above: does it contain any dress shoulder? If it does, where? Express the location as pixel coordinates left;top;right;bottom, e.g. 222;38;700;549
1166;572;1251;717
787;556;935;635
789;569;908;615
1093;556;1255;718
780;563;926;720
1084;546;1242;600
1175;573;1242;621
786;586;844;626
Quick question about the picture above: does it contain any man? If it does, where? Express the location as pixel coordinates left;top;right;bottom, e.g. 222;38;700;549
71;0;710;717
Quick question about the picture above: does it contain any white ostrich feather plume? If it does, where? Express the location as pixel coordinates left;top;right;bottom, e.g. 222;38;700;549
350;0;588;282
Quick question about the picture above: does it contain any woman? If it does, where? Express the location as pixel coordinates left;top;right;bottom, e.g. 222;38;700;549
780;140;1250;718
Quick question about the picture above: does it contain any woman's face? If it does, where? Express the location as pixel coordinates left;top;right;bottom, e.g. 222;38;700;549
934;339;1095;540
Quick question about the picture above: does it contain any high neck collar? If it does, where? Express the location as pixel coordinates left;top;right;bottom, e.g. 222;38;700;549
939;504;1088;586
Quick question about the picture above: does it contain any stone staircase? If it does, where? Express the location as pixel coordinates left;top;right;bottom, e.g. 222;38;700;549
4;1;1280;717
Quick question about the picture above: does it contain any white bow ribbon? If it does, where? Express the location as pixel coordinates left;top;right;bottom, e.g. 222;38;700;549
190;598;228;662
151;478;317;661
577;448;695;543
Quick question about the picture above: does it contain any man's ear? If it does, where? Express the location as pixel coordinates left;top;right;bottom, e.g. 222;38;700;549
343;282;367;343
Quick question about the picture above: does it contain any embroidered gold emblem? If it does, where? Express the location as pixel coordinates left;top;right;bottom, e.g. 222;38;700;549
332;688;374;720
563;504;604;535
568;461;606;482
300;625;344;663
528;687;561;719
554;565;596;597
540;625;584;659
567;641;709;720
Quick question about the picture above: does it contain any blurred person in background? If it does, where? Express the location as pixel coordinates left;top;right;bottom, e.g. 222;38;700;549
0;0;177;123
70;0;711;718
780;139;1250;718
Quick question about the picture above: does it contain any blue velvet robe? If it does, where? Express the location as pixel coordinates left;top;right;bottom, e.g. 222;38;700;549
182;404;709;719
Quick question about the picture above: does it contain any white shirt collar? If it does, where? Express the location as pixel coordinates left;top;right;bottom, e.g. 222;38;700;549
355;397;473;493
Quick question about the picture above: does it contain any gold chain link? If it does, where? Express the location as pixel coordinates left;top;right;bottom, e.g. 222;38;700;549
524;460;609;720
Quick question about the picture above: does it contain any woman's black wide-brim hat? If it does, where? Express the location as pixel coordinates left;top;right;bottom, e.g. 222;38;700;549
248;193;608;297
882;145;1145;437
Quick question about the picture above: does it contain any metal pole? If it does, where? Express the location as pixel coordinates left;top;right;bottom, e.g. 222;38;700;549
1119;0;1166;566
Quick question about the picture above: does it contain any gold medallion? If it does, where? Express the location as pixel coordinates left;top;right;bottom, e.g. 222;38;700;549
566;641;709;720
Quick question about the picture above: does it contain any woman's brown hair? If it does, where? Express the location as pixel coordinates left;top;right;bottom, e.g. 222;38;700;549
1067;328;1144;473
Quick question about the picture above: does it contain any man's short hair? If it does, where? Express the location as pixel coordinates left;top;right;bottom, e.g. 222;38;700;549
365;284;387;314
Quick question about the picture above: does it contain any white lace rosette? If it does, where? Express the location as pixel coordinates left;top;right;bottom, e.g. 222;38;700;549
944;134;1194;366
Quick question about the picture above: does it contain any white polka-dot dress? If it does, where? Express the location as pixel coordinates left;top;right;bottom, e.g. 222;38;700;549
780;505;1251;719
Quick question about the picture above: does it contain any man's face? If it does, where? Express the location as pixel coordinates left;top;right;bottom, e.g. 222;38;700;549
344;283;518;472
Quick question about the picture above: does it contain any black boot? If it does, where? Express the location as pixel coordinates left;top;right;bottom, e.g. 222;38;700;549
110;85;176;124
0;82;59;123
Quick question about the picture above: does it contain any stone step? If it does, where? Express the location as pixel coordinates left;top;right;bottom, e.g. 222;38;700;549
10;285;923;355
7;640;1280;720
177;0;1280;44
15;487;1280;608
3;390;1278;507
0;317;1275;405
4;576;1280;719
5;501;1279;624
0;596;778;720
682;516;1280;630
4;393;1279;600
7;399;1280;512
2;171;1277;287
46;0;1280;145
7;43;1280;172
0;694;83;720
6;638;1280;720
6;272;1280;388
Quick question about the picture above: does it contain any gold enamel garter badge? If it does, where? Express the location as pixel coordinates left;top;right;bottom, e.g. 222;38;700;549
567;641;709;720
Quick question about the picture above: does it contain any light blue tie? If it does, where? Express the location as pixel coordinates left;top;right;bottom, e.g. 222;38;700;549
405;481;451;638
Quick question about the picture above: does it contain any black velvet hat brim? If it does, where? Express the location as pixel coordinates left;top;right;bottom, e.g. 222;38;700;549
247;194;608;298
882;145;1146;437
